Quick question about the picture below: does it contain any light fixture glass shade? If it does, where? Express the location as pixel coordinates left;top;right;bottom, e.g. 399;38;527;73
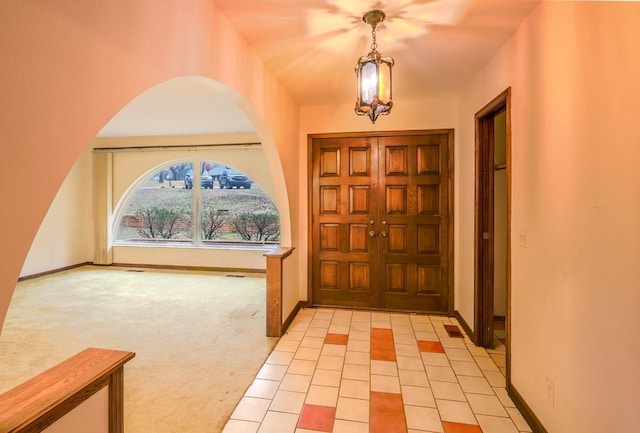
355;10;394;124
355;51;394;123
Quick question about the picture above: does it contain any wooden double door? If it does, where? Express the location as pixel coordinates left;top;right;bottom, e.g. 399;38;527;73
310;130;453;313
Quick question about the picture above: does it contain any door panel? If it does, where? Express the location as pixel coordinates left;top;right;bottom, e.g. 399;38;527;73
313;137;376;308
378;134;450;312
311;131;452;313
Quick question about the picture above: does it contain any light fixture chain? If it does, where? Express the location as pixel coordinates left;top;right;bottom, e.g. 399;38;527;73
371;25;377;51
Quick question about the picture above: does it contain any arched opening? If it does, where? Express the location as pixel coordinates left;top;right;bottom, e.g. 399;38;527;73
4;76;291;432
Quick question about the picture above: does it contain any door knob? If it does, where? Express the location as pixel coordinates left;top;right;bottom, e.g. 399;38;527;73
369;231;377;237
380;231;388;238
382;221;387;226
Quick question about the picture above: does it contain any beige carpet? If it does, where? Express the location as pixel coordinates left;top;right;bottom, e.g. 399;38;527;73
0;266;278;433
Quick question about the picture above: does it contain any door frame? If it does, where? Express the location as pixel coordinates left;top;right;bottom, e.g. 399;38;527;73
474;89;512;378
307;130;455;314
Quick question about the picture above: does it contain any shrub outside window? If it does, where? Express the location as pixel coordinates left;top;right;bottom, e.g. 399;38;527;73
115;161;280;246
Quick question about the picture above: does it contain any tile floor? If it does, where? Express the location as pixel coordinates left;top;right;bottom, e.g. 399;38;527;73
222;308;531;433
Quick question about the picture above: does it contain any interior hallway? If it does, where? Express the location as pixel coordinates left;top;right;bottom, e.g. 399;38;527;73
224;308;529;433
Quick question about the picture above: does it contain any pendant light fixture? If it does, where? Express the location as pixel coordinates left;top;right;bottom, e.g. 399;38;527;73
355;9;394;124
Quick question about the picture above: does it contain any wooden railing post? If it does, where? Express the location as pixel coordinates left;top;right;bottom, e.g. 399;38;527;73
264;247;294;337
109;367;125;433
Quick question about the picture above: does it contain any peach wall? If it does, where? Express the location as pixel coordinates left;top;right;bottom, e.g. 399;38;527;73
457;2;640;432
20;148;93;277
0;0;297;329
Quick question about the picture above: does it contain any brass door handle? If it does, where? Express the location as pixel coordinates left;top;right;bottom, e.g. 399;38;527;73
380;231;388;238
369;231;377;237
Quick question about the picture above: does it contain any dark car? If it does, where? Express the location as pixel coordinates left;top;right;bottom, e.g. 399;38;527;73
219;169;251;189
184;171;214;189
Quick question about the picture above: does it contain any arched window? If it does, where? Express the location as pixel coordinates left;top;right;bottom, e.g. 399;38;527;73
115;160;280;246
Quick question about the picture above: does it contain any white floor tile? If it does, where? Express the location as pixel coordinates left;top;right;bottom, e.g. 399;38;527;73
348;330;370;341
484;370;506;387
398;369;430;387
421;352;451;367
345;350;370;365
266;351;294;366
317;354;345;371
371;360;398;376
294;347;321;361
335;397;370;422
306;384;339;407
436;399;477;424
256;363;288;381
395;343;421;358
506;407;533;432
342;363;370;381
346;339;371;352
414;331;439;342
467;393;509;417
222;420;260;433
444;347;474;362
257;411;298;433
350;322;371;332
370;374;401;393
339;379;370;399
475;356;500;372
287;359;316;375
401;385;436;407
458;376;494;395
300;336;324;349
245;379;280;399
279;373;312;393
430;380;466;401
312;368;342;387
476;414;520;433
230;397;271;423
305;327;328;338
332;420;369;433
450;360;483;377
276;339;301;352
404;406;444;432
397;355;425;371
269;390;306;414
425;365;458;383
494;387;516;408
439;337;467;349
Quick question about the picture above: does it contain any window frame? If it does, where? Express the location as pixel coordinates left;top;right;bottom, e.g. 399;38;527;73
113;159;280;248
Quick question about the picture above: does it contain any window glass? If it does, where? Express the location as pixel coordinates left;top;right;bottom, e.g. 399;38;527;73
116;163;194;242
200;162;280;245
115;160;279;246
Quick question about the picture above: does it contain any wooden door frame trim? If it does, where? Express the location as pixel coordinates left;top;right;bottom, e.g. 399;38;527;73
474;88;512;384
307;129;455;315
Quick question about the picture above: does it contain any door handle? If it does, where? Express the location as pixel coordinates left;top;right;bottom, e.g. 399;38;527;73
380;230;388;238
369;230;377;237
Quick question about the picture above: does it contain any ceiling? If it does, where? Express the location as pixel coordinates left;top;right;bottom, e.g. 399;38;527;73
214;0;540;104
99;0;539;137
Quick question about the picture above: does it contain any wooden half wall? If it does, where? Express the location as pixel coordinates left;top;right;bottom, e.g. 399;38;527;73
264;247;295;337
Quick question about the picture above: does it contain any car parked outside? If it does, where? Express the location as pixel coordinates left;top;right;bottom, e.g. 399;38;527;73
184;171;214;189
219;169;252;189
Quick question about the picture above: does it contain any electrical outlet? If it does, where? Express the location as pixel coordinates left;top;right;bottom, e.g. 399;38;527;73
519;230;528;248
545;377;555;407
